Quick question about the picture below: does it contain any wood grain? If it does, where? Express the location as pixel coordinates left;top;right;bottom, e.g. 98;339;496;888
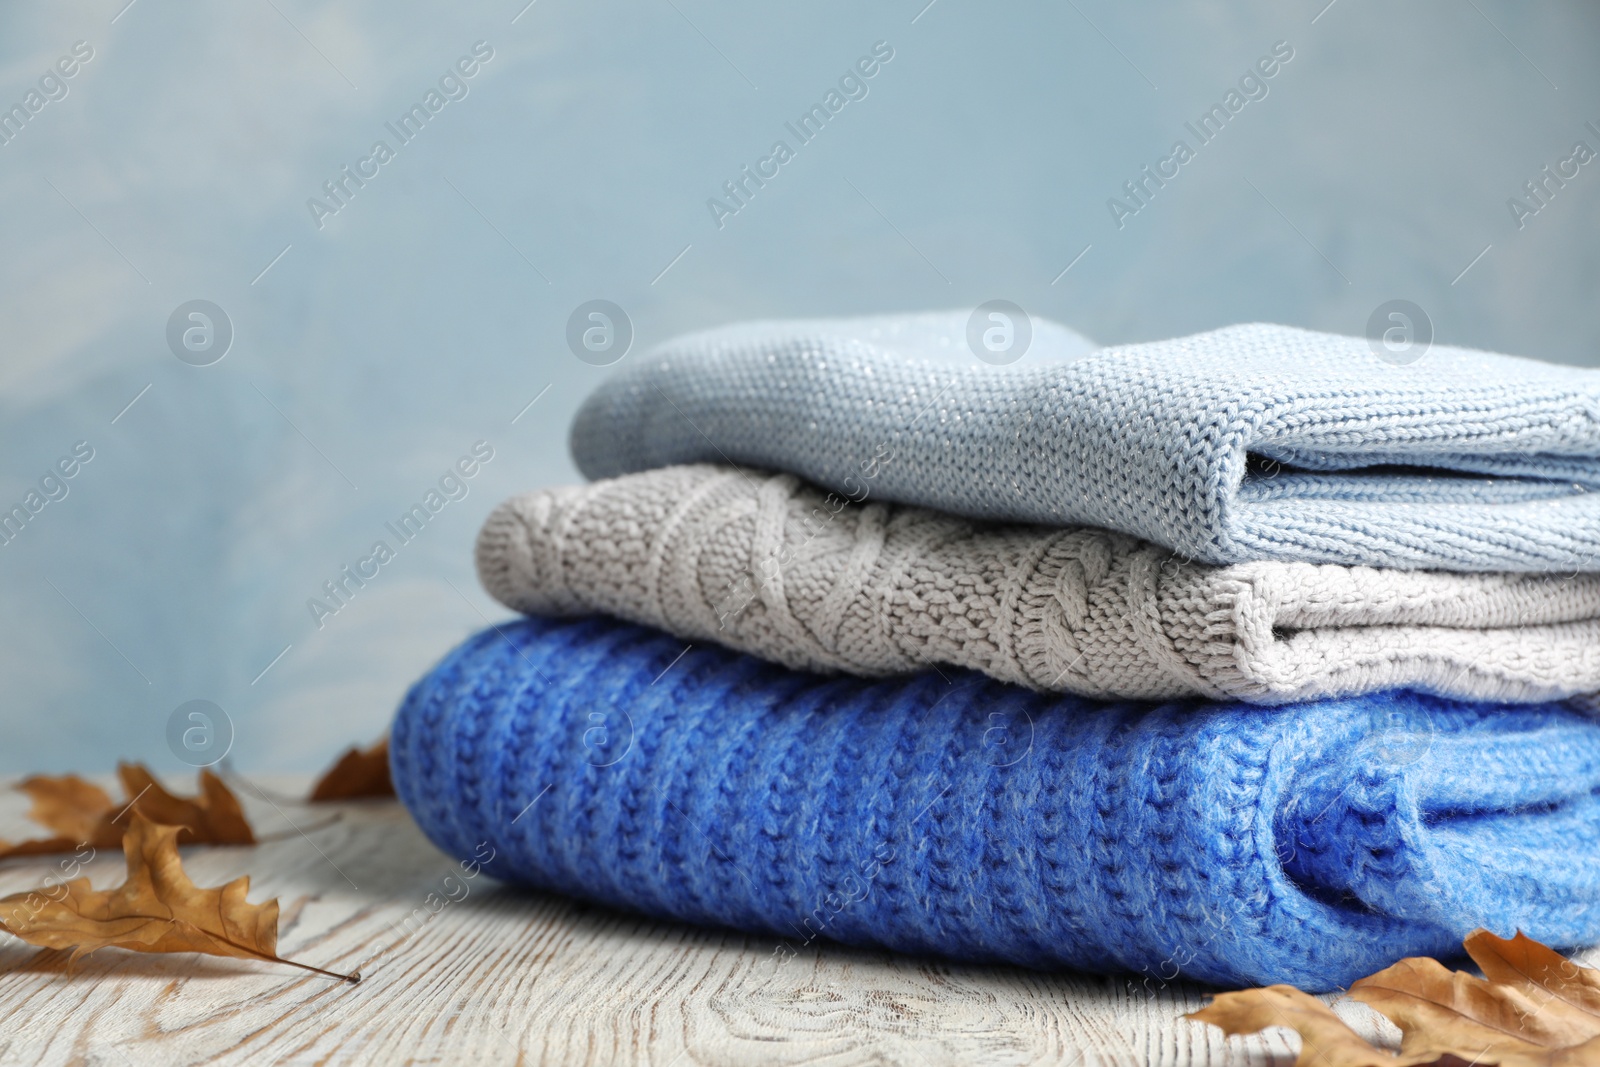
0;774;1490;1066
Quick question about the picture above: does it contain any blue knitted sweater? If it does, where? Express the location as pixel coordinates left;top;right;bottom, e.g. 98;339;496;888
569;318;1600;570
390;615;1600;991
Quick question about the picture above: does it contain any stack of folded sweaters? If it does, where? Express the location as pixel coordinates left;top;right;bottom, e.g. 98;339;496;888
389;313;1600;990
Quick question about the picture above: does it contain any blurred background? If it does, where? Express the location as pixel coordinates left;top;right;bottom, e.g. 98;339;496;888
1;0;1596;773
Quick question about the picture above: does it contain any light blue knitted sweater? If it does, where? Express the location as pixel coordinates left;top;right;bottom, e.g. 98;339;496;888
569;316;1600;570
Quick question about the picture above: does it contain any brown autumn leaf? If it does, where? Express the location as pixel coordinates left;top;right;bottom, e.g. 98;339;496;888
1189;984;1417;1067
0;775;115;859
0;811;356;982
1466;929;1600;1023
19;774;114;843
0;773;118;859
1189;930;1600;1067
113;764;254;845
0;764;254;859
308;737;394;802
1350;932;1600;1066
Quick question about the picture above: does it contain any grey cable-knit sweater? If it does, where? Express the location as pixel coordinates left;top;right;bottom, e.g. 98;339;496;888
476;465;1600;705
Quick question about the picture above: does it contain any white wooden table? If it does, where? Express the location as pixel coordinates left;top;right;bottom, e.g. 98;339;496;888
0;776;1403;1066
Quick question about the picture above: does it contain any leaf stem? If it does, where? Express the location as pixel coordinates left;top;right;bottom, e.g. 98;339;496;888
59;915;362;984
190;928;362;983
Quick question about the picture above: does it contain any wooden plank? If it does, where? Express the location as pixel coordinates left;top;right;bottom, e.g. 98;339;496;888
0;775;1454;1065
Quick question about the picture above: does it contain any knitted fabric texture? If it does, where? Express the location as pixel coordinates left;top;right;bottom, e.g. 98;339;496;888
568;316;1600;570
389;614;1600;991
475;464;1600;705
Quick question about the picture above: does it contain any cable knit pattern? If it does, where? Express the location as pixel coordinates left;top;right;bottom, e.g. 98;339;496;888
569;316;1600;570
475;465;1600;705
389;614;1600;991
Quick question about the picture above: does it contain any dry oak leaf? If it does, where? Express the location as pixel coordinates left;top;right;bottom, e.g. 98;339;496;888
111;764;254;845
1190;985;1420;1067
0;764;254;860
0;811;356;982
308;737;394;802
1189;929;1600;1067
0;774;115;859
18;774;114;843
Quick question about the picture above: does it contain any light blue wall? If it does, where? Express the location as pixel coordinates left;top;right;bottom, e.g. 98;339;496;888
1;1;1596;772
